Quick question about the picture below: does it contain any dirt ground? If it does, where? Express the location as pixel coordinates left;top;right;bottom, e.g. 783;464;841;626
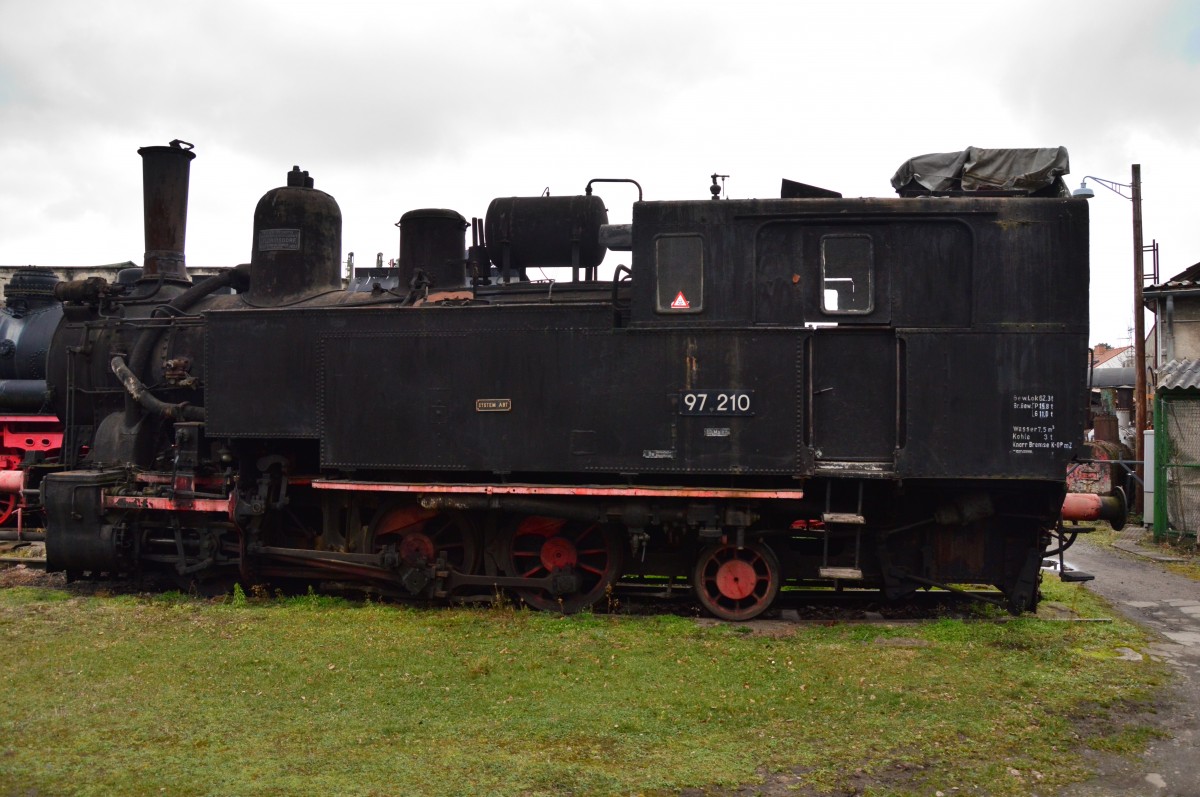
1057;531;1200;797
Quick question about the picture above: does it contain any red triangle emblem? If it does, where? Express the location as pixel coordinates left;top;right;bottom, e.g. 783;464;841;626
670;291;690;309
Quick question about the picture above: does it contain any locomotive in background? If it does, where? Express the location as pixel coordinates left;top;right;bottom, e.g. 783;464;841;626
0;267;63;530
27;141;1092;619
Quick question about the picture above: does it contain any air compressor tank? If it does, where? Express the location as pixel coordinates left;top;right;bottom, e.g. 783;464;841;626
248;166;342;306
484;195;608;279
396;208;468;290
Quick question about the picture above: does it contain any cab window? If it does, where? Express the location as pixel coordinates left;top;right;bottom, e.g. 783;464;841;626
655;235;704;313
821;234;873;314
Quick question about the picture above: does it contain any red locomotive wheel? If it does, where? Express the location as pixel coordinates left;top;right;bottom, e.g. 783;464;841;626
0;493;16;526
692;541;781;621
504;516;623;614
398;532;436;565
367;503;480;574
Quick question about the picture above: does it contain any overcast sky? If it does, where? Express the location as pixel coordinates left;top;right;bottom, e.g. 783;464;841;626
2;0;1197;347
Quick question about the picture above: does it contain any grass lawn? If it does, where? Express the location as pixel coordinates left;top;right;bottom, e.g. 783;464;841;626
0;579;1166;797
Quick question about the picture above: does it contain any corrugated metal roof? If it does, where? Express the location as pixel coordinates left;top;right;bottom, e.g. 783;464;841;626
1149;261;1200;291
1158;359;1200;390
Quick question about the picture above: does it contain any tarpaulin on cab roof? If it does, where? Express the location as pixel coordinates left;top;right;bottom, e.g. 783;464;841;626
891;146;1070;196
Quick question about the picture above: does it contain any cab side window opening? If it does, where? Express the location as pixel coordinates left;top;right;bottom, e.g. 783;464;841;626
655;235;704;313
821;234;873;314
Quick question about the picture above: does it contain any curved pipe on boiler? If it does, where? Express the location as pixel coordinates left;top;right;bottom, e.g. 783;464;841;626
111;355;205;422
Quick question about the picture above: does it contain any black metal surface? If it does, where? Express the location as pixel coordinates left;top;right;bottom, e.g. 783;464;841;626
205;310;322;438
205;194;1087;488
43;469;127;574
397;208;468;291
810;332;896;462
898;332;1084;479
316;321;799;475
780;178;842;199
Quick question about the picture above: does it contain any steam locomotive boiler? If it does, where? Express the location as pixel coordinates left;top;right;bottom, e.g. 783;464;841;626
39;141;1089;619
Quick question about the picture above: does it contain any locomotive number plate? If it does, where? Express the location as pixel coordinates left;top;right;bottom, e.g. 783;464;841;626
679;390;754;416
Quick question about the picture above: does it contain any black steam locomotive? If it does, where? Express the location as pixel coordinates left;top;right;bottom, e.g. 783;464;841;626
0;267;63;527
34;141;1088;619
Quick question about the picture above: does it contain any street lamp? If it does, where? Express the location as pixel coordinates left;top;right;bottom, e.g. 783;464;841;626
1072;165;1147;512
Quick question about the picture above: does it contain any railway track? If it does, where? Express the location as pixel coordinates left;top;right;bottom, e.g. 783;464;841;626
0;540;45;569
0;541;1034;620
0;557;45;569
610;582;1008;618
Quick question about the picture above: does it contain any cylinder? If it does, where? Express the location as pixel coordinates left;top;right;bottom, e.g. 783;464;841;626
484;195;608;272
397;209;468;290
248;166;343;306
138;140;196;283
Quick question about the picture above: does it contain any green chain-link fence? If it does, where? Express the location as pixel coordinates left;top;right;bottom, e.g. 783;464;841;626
1155;393;1200;541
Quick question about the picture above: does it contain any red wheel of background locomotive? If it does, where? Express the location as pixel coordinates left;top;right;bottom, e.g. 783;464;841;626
504;516;623;614
367;502;480;574
0;455;20;526
0;493;16;526
692;541;781;621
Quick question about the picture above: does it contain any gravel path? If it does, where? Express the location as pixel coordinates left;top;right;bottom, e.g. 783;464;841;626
1057;533;1200;797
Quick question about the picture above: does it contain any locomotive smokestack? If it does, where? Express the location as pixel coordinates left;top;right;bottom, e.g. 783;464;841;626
137;139;196;283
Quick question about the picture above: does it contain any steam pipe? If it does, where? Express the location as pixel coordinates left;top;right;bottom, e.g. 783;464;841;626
112;355;205;421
